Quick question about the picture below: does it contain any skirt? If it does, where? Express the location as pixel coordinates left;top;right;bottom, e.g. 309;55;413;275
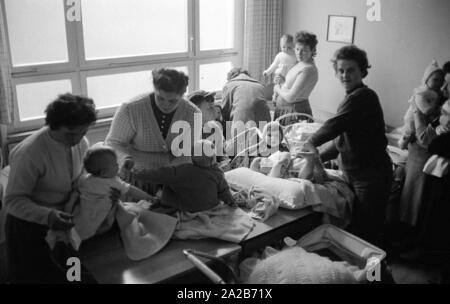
273;99;313;126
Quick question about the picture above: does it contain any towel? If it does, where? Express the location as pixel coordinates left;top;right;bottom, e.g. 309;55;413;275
173;203;255;243
46;201;178;261
231;186;279;222
116;203;178;261
423;154;449;177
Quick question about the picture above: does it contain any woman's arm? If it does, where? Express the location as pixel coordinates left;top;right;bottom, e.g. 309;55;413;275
308;96;361;148
105;103;136;167
127;185;153;202
413;109;438;148
5;155;56;226
274;66;317;104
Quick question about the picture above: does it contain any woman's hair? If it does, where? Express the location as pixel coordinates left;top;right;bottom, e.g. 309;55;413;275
443;61;450;75
83;146;117;176
45;93;97;130
227;67;251;81
281;34;294;45
295;31;318;57
331;45;371;78
152;68;189;95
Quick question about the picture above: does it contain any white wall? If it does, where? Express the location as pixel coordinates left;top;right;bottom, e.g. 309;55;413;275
284;0;450;127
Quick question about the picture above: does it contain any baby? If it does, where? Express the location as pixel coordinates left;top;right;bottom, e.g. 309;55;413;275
250;150;328;184
263;34;297;106
250;122;327;183
73;145;153;241
132;139;235;213
399;60;444;149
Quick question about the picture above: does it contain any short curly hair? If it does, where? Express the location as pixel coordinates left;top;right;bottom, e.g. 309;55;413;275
331;45;371;78
295;31;318;57
152;68;189;95
45;93;97;130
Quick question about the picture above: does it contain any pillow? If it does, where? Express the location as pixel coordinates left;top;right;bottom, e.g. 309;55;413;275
225;167;320;210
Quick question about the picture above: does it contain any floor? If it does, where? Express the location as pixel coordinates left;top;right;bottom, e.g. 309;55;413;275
389;259;446;284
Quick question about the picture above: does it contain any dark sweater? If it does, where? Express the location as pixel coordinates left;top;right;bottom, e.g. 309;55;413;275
309;84;390;172
429;132;450;159
138;163;234;212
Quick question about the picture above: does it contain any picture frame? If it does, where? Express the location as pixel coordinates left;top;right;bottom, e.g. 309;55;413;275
327;15;356;44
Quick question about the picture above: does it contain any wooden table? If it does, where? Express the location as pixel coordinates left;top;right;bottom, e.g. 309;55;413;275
80;208;321;284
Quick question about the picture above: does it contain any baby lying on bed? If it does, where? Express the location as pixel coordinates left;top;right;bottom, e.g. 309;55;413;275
249;149;328;184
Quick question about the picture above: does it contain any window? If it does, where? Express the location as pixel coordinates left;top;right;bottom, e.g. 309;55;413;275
1;0;244;132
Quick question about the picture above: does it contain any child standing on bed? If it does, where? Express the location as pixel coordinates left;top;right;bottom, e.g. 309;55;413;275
132;139;236;213
72;145;153;241
263;34;298;106
399;60;444;149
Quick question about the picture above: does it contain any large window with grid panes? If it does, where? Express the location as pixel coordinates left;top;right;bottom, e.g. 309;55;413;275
1;0;244;133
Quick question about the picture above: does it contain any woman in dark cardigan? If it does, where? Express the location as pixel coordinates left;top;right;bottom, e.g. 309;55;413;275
415;99;450;254
302;45;392;245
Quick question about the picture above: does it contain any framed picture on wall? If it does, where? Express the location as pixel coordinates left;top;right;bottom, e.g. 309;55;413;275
327;15;356;44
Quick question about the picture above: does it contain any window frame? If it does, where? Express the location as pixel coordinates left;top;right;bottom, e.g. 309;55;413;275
2;0;244;134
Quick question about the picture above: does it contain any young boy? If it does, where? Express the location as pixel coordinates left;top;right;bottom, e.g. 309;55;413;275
132;140;235;212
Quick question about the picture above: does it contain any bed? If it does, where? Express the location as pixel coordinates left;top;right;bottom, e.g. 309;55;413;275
222;113;355;228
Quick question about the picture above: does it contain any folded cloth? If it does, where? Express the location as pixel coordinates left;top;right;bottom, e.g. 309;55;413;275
423;154;449;177
229;186;279;222
116;202;178;261
173;203;255;243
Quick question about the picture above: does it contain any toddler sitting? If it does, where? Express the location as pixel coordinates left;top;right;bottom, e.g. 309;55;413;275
132;139;236;212
250;149;328;184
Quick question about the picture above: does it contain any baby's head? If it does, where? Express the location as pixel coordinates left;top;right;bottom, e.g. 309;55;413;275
262;121;285;148
84;146;119;178
191;139;217;168
414;88;440;115
280;34;294;54
422;60;444;92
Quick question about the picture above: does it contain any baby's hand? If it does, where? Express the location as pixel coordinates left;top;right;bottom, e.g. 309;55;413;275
274;75;285;85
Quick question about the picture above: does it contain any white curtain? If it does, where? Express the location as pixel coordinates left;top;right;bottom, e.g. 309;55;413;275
0;10;13;125
243;0;283;84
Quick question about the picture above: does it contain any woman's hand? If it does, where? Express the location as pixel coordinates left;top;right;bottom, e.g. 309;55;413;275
301;140;319;156
109;187;121;205
274;75;285;85
119;156;134;180
48;210;74;231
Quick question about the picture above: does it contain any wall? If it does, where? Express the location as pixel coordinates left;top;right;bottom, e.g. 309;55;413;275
284;0;450;127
